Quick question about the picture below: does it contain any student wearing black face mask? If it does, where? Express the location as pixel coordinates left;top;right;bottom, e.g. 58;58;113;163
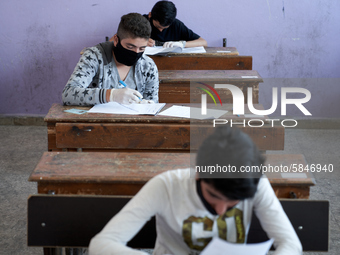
62;13;159;106
143;1;208;48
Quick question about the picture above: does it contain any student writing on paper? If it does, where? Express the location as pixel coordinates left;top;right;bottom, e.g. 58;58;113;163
89;127;302;255
143;1;208;48
62;13;158;106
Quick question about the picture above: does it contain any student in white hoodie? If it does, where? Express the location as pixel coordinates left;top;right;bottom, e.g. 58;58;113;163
89;126;302;255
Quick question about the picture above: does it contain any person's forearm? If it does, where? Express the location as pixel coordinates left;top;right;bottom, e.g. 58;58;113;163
89;176;166;254
185;37;208;48
62;85;107;106
106;89;111;102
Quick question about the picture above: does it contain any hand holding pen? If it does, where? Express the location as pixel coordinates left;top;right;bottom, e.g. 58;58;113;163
118;80;154;104
109;80;143;104
147;38;155;47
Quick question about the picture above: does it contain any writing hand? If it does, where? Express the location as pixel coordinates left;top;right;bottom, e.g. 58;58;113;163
110;88;143;104
163;41;185;48
147;38;155;47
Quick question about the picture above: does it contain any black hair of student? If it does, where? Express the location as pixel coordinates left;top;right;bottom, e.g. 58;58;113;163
196;126;265;200
151;1;177;26
117;13;151;40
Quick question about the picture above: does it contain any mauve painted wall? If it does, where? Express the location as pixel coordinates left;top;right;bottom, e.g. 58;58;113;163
0;0;339;117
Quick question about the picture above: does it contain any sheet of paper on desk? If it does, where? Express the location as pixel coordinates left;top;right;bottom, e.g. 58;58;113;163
64;109;88;115
88;102;166;115
144;46;206;55
158;105;227;119
181;46;206;53
201;237;274;255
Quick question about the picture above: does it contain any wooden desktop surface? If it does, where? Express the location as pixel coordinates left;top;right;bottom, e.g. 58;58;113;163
158;69;263;103
45;104;284;152
29;152;315;199
149;47;252;70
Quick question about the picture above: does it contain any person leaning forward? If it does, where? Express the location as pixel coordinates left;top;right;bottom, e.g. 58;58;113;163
88;126;302;255
144;1;208;48
62;13;159;106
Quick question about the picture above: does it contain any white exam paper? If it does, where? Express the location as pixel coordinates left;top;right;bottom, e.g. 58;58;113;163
158;105;227;119
144;46;206;55
88;102;165;115
201;237;274;255
242;76;258;78
281;173;308;179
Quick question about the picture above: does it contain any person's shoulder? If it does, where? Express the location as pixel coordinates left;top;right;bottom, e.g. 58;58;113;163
86;41;114;64
172;18;184;25
140;53;153;62
259;176;271;186
142;169;194;201
137;54;157;69
156;168;191;182
81;45;99;55
253;176;275;201
171;18;187;28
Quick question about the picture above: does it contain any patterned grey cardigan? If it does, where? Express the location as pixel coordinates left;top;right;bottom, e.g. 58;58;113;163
62;41;159;106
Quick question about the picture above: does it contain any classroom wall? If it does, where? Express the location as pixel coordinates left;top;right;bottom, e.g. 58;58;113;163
0;0;339;118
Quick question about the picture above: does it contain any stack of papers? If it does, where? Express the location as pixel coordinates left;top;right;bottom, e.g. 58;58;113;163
201;237;274;255
144;46;206;55
88;102;166;116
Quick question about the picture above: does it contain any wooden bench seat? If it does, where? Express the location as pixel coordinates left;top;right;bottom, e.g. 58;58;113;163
29;152;315;199
158;70;263;104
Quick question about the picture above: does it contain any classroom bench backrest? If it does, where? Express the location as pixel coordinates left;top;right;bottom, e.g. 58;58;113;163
27;195;329;251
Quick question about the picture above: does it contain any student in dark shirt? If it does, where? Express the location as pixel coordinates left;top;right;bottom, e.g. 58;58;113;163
144;1;207;48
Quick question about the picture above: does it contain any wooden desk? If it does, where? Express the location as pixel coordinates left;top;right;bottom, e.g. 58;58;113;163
29;152;315;199
159;70;263;103
45;104;284;152
149;47;252;70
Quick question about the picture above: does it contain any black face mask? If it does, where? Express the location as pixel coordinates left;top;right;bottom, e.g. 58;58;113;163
113;37;143;66
196;179;218;215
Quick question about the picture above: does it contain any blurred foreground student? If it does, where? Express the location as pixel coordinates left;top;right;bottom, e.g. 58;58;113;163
144;1;208;48
62;13;158;106
89;126;302;255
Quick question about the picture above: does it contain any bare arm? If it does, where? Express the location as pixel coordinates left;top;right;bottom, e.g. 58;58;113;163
185;37;208;48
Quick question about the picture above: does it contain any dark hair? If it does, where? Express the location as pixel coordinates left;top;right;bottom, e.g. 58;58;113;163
151;1;177;26
117;13;151;40
196;126;265;200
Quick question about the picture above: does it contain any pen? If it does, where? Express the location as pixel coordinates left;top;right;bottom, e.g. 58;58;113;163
119;80;142;101
119;80;127;88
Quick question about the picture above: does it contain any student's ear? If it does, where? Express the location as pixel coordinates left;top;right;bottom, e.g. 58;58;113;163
112;34;119;47
148;12;151;19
